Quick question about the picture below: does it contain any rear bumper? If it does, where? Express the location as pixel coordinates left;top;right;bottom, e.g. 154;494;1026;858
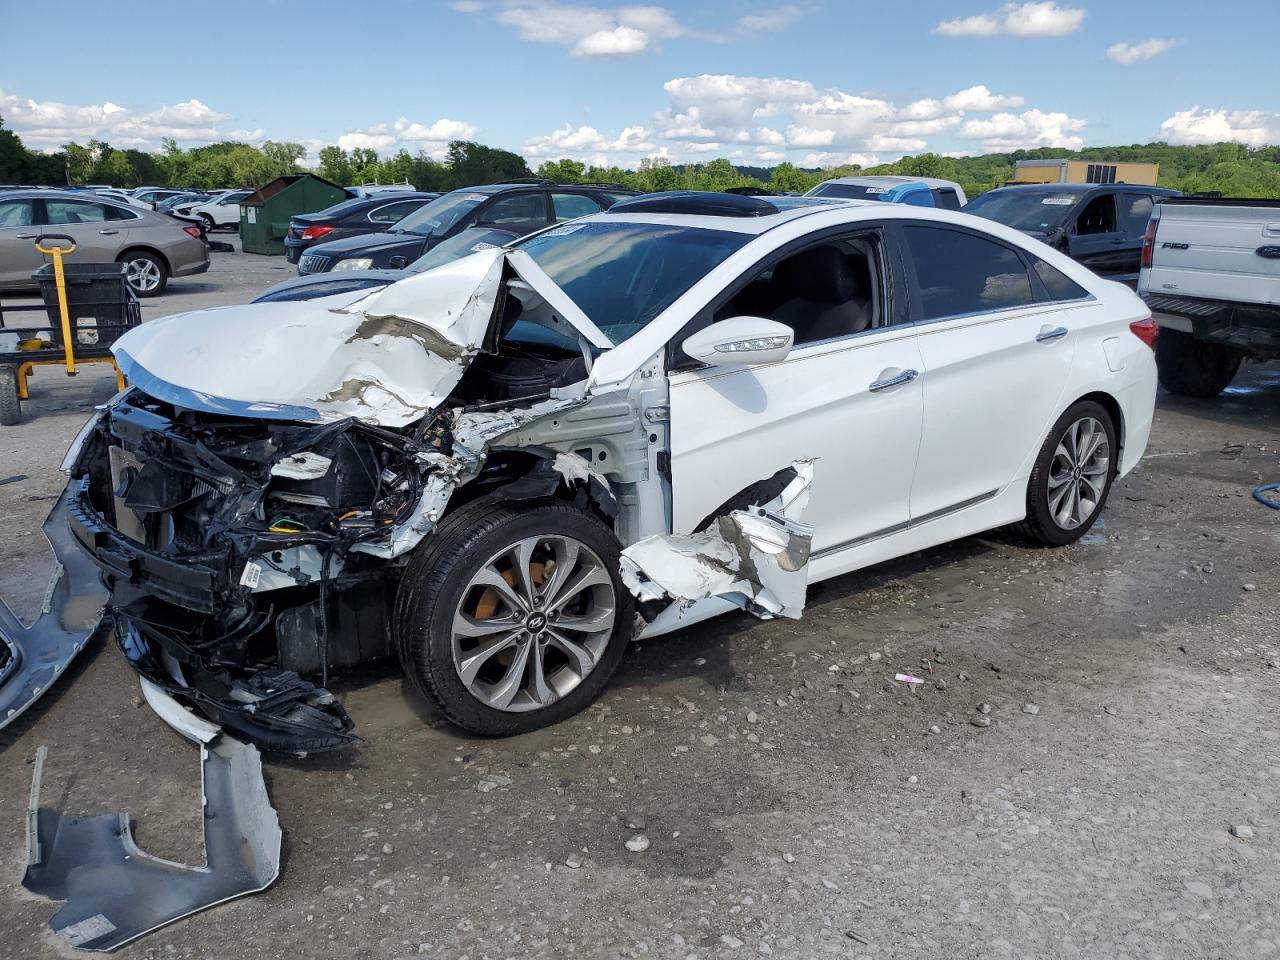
283;236;307;264
174;259;211;278
1144;292;1280;356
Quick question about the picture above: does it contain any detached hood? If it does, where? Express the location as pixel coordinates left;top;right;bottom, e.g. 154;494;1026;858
114;248;508;427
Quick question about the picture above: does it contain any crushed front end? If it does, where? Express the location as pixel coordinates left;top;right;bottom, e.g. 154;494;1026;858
65;388;451;752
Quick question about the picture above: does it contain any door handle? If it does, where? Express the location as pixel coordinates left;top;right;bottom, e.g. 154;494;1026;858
99;229;119;235
869;368;918;392
1036;326;1069;343
1110;237;1125;244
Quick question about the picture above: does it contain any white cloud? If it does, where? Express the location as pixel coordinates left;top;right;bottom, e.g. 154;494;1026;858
937;2;1084;37
1158;107;1280;147
467;2;811;58
0;89;230;149
573;25;649;56
337;116;480;158
959;108;1086;150
526;72;1076;166
228;128;267;144
522;122;657;163
1106;38;1176;65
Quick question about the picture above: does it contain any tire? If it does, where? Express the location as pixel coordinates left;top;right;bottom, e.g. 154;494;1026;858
1015;400;1117;547
0;366;20;426
200;214;216;233
394;496;634;736
1155;328;1241;398
118;249;168;297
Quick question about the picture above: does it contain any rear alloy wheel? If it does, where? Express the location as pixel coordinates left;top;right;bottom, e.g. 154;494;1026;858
395;497;634;735
120;251;168;297
1016;400;1116;546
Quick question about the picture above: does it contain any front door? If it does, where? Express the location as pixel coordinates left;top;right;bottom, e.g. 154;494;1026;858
667;230;924;559
1067;192;1130;279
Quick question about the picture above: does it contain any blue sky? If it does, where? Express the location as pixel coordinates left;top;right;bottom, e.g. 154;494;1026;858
2;0;1277;168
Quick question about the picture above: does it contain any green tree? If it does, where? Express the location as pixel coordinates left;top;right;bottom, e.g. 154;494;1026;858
317;146;353;186
446;141;531;187
769;162;821;194
535;158;586;183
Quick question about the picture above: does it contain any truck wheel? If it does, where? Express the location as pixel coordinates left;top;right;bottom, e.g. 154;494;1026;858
394;496;634;736
0;366;21;426
1155;329;1242;398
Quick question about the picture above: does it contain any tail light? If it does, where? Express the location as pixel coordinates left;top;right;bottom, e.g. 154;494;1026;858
182;225;202;239
301;225;334;240
1129;316;1158;351
1140;218;1158;269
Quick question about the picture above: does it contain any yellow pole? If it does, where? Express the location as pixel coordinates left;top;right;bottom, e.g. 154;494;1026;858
35;237;78;376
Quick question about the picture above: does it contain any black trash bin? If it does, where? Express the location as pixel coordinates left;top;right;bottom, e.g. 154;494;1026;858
32;262;138;350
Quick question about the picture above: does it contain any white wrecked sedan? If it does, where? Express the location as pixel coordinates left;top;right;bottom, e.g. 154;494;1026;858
25;191;1159;745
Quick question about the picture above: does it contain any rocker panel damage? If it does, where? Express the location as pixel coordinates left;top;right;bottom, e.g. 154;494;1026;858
620;460;815;619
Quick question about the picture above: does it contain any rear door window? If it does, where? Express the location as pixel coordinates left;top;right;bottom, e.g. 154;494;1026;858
44;200;108;224
551;192;605;222
901;225;1035;320
1118;193;1154;237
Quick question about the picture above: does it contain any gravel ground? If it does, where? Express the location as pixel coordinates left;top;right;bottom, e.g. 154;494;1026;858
0;241;1277;960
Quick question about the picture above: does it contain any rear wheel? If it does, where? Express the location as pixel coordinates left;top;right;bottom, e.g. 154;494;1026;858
0;366;20;426
394;496;634;736
1155;328;1242;398
119;250;168;297
1015;400;1116;546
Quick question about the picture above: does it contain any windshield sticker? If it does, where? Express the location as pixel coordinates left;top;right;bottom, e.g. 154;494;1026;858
458;193;488;202
469;242;498;252
544;223;587;237
863;187;886;194
1041;197;1075;205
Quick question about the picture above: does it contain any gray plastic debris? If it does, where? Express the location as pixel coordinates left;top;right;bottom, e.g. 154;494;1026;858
22;695;282;951
0;496;108;733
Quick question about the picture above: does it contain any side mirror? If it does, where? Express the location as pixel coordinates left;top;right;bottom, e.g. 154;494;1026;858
681;316;794;368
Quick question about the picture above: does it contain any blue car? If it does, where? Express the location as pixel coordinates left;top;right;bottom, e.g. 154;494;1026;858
805;176;967;210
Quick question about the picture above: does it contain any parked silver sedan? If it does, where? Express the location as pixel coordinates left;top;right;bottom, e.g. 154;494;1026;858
0;190;210;296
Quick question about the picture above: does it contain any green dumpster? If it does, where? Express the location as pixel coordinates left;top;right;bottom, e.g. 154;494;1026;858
238;174;348;256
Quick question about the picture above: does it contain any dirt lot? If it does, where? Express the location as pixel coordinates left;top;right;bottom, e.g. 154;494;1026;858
1;243;1278;960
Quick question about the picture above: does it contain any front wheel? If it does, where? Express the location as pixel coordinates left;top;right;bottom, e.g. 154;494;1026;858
200;214;216;233
1015;400;1117;546
394;497;634;736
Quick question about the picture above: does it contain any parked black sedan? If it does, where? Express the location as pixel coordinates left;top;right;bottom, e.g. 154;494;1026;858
296;180;638;275
283;192;441;264
257;226;519;302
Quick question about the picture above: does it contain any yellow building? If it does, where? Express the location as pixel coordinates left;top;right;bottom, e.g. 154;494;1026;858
1012;159;1160;186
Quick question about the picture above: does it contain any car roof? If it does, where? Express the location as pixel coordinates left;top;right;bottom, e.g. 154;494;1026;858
589;194;870;235
817;175;961;190
989;182;1178;194
1;189;135;201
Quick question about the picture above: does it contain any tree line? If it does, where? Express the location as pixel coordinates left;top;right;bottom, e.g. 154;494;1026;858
2;114;1278;199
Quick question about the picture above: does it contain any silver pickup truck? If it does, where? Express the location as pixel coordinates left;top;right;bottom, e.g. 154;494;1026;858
1137;198;1280;397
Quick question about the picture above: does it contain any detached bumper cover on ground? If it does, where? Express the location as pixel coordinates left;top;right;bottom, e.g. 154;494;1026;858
0;496;107;733
22;682;282;952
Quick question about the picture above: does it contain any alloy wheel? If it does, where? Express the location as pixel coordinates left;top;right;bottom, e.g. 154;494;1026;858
1047;416;1110;530
451;535;616;713
125;257;162;293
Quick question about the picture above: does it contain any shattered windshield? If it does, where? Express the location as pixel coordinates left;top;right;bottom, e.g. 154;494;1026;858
394;190;488;237
963;189;1080;232
516;220;751;343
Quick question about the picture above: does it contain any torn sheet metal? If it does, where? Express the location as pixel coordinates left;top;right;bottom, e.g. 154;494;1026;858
0;496;108;732
111;248;507;427
23;726;282;951
620;460;815;619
